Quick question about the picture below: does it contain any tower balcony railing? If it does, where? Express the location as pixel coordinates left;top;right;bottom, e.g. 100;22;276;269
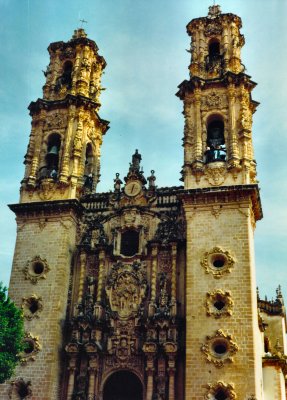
204;146;226;164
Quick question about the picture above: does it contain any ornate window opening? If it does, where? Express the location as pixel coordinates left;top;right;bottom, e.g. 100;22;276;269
209;40;220;60
206;290;233;318
20;333;41;363
22;256;50;284
22;295;43;320
206;39;223;73
55;60;73;91
8;378;32;399
205;117;226;163
201;330;239;368
205;381;237;400
120;229;140;257
83;143;94;190
201;247;235;278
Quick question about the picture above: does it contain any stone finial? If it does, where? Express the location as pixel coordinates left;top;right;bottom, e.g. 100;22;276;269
72;28;87;39
208;4;221;19
114;173;123;192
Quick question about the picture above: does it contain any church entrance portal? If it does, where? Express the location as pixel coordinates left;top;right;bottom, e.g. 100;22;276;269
103;370;143;400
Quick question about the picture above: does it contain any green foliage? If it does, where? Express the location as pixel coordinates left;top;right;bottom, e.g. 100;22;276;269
0;283;24;383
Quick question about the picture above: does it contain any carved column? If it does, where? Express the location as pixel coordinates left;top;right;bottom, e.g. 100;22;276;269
167;360;175;400
97;248;105;302
77;251;87;305
227;83;239;166
67;358;77;400
146;358;155;400
170;242;177;316
88;357;98;398
149;243;158;316
28;116;45;185
194;88;202;161
59;109;75;183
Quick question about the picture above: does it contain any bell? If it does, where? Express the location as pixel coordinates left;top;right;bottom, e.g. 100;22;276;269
47;145;59;156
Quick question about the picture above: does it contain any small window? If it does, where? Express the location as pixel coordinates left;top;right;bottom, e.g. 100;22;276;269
120;230;139;257
62;61;73;88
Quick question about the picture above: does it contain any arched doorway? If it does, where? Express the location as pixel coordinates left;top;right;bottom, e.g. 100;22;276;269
103;370;143;400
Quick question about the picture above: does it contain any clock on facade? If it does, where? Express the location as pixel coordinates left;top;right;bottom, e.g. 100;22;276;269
124;181;142;197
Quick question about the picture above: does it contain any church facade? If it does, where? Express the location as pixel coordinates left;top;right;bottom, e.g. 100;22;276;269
1;5;287;400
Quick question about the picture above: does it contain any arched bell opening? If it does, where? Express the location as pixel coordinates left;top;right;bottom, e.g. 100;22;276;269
103;370;143;400
55;60;73;92
39;133;61;180
208;39;221;60
83;142;94;190
120;229;140;257
205;115;226;163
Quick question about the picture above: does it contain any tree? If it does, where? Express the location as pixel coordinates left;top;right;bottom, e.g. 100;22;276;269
0;283;24;383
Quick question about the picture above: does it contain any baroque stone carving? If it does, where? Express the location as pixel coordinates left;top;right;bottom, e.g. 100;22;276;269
204;92;223;109
201;329;239;368
204;163;227;186
204;21;223;36
200;247;235;278
106;261;147;318
205;381;237;400
23;256;50;284
22;294;43;320
20;332;41;363
206;290;233;318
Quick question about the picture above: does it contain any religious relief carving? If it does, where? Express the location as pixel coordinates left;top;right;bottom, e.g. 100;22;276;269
158;251;172;274
204;163;227;186
38;179;57;200
201;329;239;368
106;262;147;318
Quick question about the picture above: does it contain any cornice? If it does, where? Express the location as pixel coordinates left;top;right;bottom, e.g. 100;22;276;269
9;199;84;218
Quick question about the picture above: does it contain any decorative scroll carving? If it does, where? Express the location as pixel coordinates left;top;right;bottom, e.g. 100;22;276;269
200;247;235;278
45;112;67;129
106;262;147;318
201;329;239;368
204;21;222;36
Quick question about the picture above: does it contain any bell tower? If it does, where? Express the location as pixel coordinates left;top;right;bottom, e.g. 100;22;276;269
178;5;263;399
177;4;258;189
21;28;109;202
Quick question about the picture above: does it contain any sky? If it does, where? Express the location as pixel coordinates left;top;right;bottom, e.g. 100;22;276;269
0;0;286;302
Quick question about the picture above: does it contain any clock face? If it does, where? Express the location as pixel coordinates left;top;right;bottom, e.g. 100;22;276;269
124;181;142;197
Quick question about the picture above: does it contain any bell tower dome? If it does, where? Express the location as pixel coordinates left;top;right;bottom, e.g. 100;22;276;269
21;28;109;202
177;4;259;189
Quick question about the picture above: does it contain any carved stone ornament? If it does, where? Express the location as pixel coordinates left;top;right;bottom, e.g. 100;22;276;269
106;262;147;318
201;329;239;368
8;378;32;399
204;21;223;36
204;92;223;109
21;294;43;320
45;112;67;129
200;247;235;278
204;163;227;186
20;332;41;363
22;256;50;284
205;381;237;400
38;178;57;201
206;290;233;318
